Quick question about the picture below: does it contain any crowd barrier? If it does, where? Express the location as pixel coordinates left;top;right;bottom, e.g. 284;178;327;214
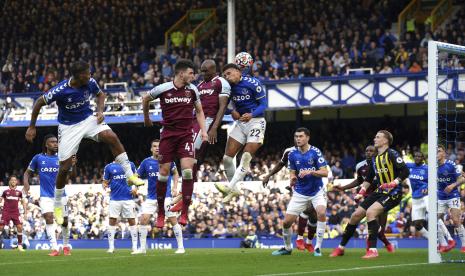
2;237;429;250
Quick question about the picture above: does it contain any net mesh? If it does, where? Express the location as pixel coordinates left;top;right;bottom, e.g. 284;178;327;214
436;52;465;262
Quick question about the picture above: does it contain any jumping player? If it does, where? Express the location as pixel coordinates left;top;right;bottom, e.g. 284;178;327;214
215;63;267;203
25;61;144;225
142;59;208;227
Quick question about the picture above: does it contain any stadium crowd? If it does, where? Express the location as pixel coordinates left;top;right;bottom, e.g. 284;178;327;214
1;0;465;95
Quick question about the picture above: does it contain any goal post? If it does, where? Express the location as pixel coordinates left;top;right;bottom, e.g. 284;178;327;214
428;40;465;264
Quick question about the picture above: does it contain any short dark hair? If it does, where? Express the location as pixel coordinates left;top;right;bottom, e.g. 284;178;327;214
222;63;241;72
151;139;160;144
43;134;57;153
174;59;195;75
295;127;310;136
70;61;89;77
378;130;393;146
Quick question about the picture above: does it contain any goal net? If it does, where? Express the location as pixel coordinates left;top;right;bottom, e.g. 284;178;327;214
428;41;465;263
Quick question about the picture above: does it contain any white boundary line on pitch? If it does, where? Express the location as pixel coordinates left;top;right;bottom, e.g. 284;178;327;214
256;262;430;276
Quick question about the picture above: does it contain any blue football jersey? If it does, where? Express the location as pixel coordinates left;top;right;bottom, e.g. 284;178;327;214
437;160;460;200
103;162;136;201
406;163;428;199
28;153;63;198
288;146;327;196
230;76;266;117
43;78;101;125
137;157;176;200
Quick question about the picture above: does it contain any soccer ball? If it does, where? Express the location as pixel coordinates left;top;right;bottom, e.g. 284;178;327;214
234;52;253;69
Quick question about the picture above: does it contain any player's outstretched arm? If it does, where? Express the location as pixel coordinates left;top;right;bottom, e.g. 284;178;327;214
142;94;153;127
194;101;208;142
262;161;285;187
25;96;46;143
334;178;363;192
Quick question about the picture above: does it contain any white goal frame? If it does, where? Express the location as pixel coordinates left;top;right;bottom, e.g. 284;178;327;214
428;40;465;264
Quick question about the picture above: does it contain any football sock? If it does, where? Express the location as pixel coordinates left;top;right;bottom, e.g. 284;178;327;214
173;223;184;249
115;152;133;178
315;221;326;249
46;224;58;250
283;227;292;251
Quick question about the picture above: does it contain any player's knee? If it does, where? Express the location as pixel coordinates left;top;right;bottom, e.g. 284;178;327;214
240;152;252;167
182;169;193;180
283;220;293;229
158;174;169;182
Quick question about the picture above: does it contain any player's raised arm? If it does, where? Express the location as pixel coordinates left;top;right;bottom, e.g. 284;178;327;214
263;161;286;187
25;96;46;143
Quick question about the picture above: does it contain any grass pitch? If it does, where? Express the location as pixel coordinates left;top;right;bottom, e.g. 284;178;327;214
0;249;463;276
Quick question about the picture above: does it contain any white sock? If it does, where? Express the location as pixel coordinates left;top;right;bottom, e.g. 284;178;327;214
45;224;58;250
54;188;64;207
457;224;465;246
306;237;313;244
129;225;138;251
228;153;252;191
139;225;149;251
438;219;453;241
62;225;70;246
297;235;303;240
173;223;184;249
418;227;428;238
315;221;326;249
283;227;292;251
108;225;116;250
115;152;133;178
223;155;236;182
438;222;448;246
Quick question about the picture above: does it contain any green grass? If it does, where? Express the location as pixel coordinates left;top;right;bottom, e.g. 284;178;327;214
0;249;463;276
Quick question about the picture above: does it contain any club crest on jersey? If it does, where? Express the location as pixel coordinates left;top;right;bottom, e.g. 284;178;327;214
167;92;172;97
185;90;191;97
68;97;73;102
241;89;248;95
308;159;314;165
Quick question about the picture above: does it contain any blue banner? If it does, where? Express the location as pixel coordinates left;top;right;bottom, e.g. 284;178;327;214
2;238;429;250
